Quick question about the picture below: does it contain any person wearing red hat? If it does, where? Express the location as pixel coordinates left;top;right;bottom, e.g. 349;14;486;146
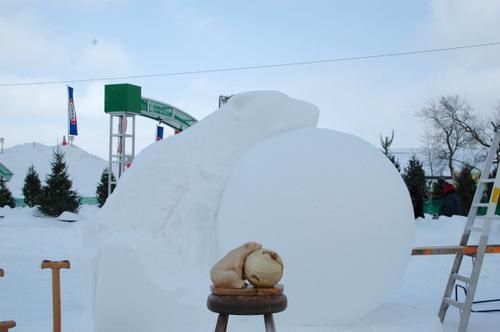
439;182;463;217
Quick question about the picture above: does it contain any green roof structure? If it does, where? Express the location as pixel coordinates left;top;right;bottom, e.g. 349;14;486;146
0;162;13;182
104;83;197;131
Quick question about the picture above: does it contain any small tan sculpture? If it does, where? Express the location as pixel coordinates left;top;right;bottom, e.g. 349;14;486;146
244;249;284;288
211;242;262;288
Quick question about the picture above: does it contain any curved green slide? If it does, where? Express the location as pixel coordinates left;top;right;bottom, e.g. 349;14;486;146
105;84;198;131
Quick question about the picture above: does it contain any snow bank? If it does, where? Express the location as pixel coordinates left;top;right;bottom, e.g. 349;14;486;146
0;143;106;197
217;128;415;324
0;208;98;332
94;91;319;332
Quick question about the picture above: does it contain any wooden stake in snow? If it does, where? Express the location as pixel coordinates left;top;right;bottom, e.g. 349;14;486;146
41;260;70;332
0;268;16;332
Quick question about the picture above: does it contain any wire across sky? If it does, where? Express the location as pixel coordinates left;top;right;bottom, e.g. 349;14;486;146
1;41;499;87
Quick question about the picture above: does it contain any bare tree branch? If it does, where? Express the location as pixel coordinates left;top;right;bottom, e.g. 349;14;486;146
417;95;476;178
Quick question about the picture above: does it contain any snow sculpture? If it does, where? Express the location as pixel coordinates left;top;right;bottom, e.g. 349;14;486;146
97;91;319;265
94;92;319;332
244;249;284;288
217;128;415;324
210;242;261;288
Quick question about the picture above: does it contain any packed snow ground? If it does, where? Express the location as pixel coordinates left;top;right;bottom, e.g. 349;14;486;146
0;143;106;197
2;208;500;331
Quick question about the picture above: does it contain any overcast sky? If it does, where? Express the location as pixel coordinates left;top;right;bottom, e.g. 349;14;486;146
1;0;500;159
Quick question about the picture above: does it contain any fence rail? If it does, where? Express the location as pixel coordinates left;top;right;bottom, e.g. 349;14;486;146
14;197;98;207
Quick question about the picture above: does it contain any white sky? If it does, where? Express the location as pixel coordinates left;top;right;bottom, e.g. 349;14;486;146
1;0;500;159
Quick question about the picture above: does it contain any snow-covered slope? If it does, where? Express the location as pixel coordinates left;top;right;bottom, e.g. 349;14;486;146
0;143;107;197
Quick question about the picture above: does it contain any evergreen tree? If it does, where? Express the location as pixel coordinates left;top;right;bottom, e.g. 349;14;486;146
96;168;116;208
402;155;426;218
38;149;81;216
0;177;16;208
432;177;446;200
380;130;401;172
455;165;476;216
22;165;42;207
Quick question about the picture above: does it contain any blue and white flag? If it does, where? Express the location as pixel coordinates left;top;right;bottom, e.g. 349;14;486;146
156;126;164;141
68;86;78;136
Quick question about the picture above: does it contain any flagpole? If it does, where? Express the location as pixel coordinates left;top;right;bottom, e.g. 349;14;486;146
67;86;78;146
67;86;70;146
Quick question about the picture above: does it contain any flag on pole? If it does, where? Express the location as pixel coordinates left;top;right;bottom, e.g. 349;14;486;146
156;126;164;141
68;86;78;136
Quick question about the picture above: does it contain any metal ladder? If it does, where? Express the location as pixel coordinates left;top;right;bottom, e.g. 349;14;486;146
438;129;500;331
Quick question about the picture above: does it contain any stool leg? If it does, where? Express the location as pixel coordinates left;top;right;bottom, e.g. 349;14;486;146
215;314;228;332
264;314;276;332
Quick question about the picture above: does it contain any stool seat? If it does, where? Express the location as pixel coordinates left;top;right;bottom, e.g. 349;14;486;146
207;294;287;315
0;320;16;331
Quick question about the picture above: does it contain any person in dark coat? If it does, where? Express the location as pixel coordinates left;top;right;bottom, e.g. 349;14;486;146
439;182;463;217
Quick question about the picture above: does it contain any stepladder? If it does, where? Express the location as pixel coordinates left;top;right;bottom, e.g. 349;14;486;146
438;129;500;331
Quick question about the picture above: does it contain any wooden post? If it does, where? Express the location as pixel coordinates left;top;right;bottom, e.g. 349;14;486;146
41;260;70;332
0;269;16;331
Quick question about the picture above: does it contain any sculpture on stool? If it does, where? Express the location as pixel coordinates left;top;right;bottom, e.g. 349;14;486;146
210;242;262;288
208;243;286;331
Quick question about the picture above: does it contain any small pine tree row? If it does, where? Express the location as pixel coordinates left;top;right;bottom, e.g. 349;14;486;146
19;150;81;216
18;151;117;213
401;156;478;218
380;129;478;218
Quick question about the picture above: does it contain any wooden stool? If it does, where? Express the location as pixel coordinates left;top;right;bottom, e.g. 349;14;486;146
207;285;287;332
0;321;16;332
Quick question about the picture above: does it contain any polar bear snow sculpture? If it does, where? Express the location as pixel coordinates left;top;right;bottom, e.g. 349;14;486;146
94;92;319;332
94;91;414;331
